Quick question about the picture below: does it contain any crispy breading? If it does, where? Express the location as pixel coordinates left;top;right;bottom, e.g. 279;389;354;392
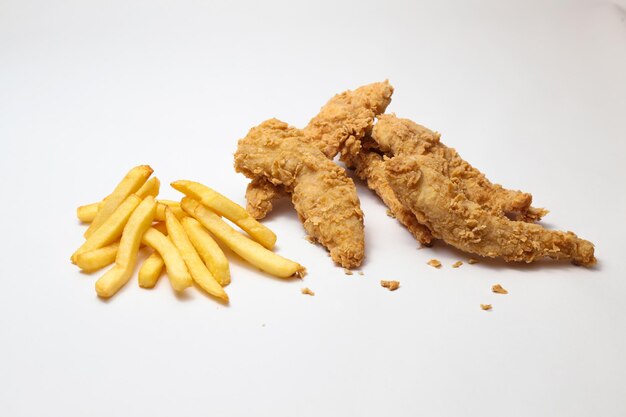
245;177;284;220
372;115;547;222
244;81;393;219
234;119;364;268
348;147;433;246
385;156;596;266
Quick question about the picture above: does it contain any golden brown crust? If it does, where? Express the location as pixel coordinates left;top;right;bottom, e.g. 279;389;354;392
305;81;394;159
348;148;434;246
385;156;596;266
234;119;364;268
380;280;400;291
243;81;394;219
372;115;547;222
245;177;284;219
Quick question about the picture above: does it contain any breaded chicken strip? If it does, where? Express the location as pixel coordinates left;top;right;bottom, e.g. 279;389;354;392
245;177;284;220
245;81;393;219
385;156;595;266
234;119;365;268
372;115;547;222
347;146;434;246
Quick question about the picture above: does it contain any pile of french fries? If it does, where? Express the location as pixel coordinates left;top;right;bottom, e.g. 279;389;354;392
72;165;305;301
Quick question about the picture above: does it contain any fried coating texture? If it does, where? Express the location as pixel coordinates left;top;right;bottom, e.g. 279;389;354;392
372;115;547;222
244;81;393;219
385;156;596;266
234;119;364;268
348;147;433;245
245;177;284;220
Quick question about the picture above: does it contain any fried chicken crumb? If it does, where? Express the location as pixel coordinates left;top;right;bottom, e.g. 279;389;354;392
452;261;463;268
304;235;315;244
380;280;400;291
492;284;508;294
301;287;315;296
427;259;442;268
344;269;353;275
468;258;479;264
358;271;364;276
480;304;492;311
386;209;396;218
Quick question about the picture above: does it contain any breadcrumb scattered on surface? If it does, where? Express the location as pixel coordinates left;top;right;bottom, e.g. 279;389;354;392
301;287;315;296
344;269;353;275
468;258;479;264
480;304;492;311
380;280;400;291
427;259;442;268
386;209;396;218
304;235;315;244
358;271;364;276
452;261;463;268
492;284;508;294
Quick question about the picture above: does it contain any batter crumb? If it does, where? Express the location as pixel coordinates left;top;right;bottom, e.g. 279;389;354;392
304;235;315;244
427;259;442;268
358;271;364;276
301;287;315;296
452;261;463;268
344;269;353;275
468;258;479;264
380;280;400;291
386;209;396;218
492;284;508;294
480;304;492;311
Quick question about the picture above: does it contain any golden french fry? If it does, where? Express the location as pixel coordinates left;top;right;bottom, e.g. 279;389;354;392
71;194;142;263
166;208;228;301
155;202;186;222
85;165;153;238
77;202;99;223
95;196;156;298
181;217;231;286
181;198;304;278
142;227;193;291
136;176;160;198
75;242;119;272
77;178;159;223
171;180;276;249
138;251;165;288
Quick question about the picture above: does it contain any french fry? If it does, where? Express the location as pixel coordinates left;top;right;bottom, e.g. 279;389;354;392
155;201;186;222
181;217;231;286
181;197;304;278
138;251;165;288
77;202;99;223
85;165;153;238
95;196;156;298
142;227;193;291
77;178;159;223
136;176;160;198
165;208;228;301
75;242;119;272
71;194;142;263
171;180;276;249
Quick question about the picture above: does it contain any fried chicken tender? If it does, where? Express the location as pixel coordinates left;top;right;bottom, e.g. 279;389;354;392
234;119;364;268
372;115;547;222
245;177;284;220
385;156;596;266
244;81;393;219
348;147;433;245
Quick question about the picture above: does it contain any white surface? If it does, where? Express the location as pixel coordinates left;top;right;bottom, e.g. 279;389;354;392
1;0;625;416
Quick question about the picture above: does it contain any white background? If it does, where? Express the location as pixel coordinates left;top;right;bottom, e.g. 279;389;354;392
1;0;625;416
